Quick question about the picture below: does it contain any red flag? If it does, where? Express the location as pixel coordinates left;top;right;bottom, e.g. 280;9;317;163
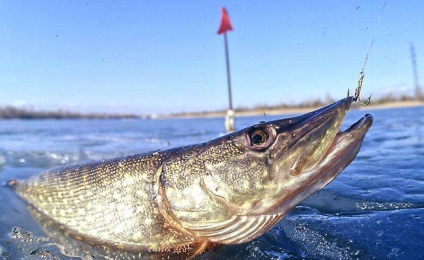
217;7;233;34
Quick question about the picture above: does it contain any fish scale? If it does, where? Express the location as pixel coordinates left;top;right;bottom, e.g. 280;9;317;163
16;153;199;252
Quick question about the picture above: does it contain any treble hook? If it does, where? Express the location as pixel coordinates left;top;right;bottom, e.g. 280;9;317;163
353;70;371;105
350;1;386;106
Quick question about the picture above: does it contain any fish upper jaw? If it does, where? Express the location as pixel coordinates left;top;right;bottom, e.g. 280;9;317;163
273;97;353;175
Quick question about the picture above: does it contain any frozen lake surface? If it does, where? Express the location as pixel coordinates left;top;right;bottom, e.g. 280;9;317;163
0;105;423;259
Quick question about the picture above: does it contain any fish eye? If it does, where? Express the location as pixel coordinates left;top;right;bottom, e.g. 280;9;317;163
246;126;276;151
250;130;268;145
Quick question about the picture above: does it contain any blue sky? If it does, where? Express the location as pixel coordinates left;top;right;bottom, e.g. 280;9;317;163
0;1;423;114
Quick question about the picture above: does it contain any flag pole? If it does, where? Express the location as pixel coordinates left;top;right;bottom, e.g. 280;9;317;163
224;32;233;111
217;7;235;132
223;32;235;132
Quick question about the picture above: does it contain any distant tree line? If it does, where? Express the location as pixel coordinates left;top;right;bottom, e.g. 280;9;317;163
372;91;424;104
0;106;147;119
166;91;424;118
249;94;336;111
2;90;422;119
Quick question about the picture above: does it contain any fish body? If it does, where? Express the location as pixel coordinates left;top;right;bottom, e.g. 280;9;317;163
14;97;373;256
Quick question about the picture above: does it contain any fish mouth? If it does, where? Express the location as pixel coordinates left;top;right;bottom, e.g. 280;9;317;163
310;112;373;188
264;97;373;216
300;98;373;178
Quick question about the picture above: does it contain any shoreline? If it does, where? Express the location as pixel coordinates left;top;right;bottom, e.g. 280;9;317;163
1;100;423;120
158;100;424;119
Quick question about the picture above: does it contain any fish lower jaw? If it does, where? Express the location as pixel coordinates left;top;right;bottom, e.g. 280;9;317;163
324;114;373;164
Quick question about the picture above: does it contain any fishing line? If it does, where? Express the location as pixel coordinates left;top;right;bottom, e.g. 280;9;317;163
353;1;387;105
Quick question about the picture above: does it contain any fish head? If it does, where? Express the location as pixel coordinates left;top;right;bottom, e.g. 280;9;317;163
162;97;373;244
231;97;373;215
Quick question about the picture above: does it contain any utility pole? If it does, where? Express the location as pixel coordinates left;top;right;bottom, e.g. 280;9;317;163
410;43;423;100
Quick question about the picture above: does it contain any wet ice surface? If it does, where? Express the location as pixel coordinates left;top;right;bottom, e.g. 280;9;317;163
0;106;423;259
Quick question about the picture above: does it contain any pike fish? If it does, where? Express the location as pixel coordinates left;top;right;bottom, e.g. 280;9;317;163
12;96;373;257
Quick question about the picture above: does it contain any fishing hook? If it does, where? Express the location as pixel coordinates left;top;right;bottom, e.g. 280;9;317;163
353;70;371;105
351;2;385;106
